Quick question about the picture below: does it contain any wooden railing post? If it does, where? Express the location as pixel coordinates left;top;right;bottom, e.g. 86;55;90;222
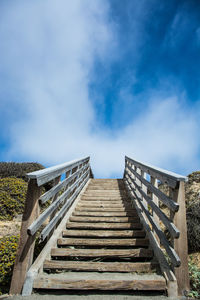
10;179;41;294
173;181;190;295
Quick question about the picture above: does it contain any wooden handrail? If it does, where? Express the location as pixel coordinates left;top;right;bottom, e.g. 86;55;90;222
10;156;92;295
124;156;190;296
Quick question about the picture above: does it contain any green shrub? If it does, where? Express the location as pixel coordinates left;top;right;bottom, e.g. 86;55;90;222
0;162;45;182
0;235;19;295
188;256;200;298
0;177;28;220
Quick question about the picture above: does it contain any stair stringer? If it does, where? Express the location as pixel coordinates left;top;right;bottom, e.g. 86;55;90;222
22;178;92;296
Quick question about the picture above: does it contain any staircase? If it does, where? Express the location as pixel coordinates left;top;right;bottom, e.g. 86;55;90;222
10;156;189;297
33;179;166;292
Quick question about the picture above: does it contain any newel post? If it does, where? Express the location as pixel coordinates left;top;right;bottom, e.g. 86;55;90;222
173;181;190;295
10;179;42;294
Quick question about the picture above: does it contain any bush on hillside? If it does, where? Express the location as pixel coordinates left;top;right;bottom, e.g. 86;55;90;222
0;177;28;220
0;235;19;295
0;162;45;182
186;171;200;252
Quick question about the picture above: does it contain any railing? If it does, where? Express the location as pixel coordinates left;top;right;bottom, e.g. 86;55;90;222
10;156;92;294
124;156;189;297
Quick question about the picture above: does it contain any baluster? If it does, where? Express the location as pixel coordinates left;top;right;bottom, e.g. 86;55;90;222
150;176;160;243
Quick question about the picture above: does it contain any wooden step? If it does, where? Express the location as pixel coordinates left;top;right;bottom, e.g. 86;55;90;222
62;229;145;237
75;207;134;212
66;222;143;229
57;238;148;247
72;211;137;217
51;248;153;258
69;216;140;223
33;273;166;290
77;202;132;208
44;260;158;272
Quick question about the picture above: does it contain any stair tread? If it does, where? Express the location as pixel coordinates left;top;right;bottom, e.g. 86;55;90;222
66;222;142;229
33;273;166;290
62;229;145;237
44;260;158;272
73;211;137;217
51;248;153;258
57;237;148;246
69;216;140;223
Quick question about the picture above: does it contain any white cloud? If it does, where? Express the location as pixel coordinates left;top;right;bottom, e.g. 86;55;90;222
0;0;199;178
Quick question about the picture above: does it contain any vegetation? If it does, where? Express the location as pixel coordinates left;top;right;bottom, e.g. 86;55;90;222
0;235;19;295
188;255;200;298
0;162;45;182
0;177;28;220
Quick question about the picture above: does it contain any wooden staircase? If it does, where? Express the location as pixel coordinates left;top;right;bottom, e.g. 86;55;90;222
33;179;166;292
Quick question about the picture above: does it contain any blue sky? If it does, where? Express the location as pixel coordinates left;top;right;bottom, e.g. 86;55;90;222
0;0;200;178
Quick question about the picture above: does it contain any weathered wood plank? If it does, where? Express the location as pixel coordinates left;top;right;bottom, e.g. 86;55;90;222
10;179;42;294
57;238;149;247
127;165;179;212
27;157;90;186
126;172;180;239
62;229;145;238
33;274;166;290
125;156;187;188
43;260;158;272
66;222;143;230
72;211;137;217
125;175;181;267
51;248;153;258
75;207;134;212
27;170;89;236
69;216;140;223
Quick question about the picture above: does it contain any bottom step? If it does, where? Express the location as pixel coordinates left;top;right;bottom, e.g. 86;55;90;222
33;272;166;291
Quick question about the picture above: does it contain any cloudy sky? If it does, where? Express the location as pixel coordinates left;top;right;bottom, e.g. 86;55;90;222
0;0;200;178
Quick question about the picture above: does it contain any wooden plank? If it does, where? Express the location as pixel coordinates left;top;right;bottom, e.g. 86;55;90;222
69;216;140;223
127;165;179;212
77;202;132;208
21;178;91;296
57;238;148;247
62;229;145;238
10;179;42;294
27;157;90;186
66;222;142;229
72;211;137;217
51;248;153;258
125;156;187;188
125;176;181;267
33;274;166;290
40;176;89;241
173;182;190;295
75;207;134;212
27;170;89;236
39;165;88;204
124;179;178;298
43;260;158;272
126;172;180;239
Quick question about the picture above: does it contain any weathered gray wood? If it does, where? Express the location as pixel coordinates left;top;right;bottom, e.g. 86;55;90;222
124;179;178;297
43;260;158;273
10;179;42;294
126;172;180;239
40;175;89;241
57;237;149;247
72;211;136;217
69;216;140;223
66;222;143;230
39;165;89;204
125;156;187;188
125;175;180;267
27;156;90;186
33;273;166;290
51;248;153;258
173;182;190;295
62;229;145;238
27;170;89;236
127;164;179;212
21;178;91;296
